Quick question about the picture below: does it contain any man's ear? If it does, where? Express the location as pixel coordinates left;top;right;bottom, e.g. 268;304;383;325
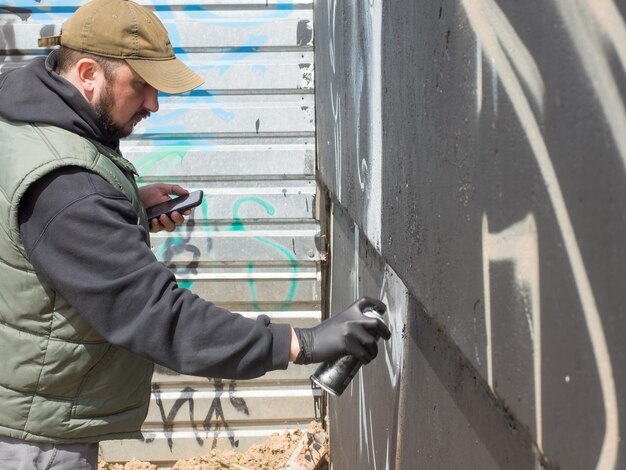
74;58;103;96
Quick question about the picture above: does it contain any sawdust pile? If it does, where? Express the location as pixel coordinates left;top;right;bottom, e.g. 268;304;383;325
98;421;327;470
99;459;156;470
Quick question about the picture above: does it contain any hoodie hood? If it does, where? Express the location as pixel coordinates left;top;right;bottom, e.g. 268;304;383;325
0;50;119;150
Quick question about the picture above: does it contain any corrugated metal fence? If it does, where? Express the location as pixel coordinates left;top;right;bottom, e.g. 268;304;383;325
0;0;321;466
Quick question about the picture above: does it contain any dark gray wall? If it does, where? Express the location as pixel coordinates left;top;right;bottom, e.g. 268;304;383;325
315;1;626;469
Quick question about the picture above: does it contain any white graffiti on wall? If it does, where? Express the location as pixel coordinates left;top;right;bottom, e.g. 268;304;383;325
327;0;343;200
482;213;542;451
326;0;384;250
352;0;383;251
463;0;621;468
379;266;406;389
554;0;626;175
348;225;407;470
472;2;545;118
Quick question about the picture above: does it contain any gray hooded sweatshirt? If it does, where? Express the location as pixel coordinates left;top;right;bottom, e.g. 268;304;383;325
0;52;291;379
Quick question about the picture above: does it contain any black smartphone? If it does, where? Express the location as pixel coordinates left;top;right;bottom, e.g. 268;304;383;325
146;190;204;220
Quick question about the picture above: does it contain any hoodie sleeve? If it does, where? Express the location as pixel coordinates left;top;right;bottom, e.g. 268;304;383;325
18;167;292;379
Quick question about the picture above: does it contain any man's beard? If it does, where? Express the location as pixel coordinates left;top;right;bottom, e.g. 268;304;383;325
94;84;150;140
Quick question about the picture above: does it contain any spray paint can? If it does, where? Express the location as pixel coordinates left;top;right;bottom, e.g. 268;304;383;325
310;306;386;397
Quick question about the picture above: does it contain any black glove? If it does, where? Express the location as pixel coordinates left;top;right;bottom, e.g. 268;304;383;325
293;297;391;365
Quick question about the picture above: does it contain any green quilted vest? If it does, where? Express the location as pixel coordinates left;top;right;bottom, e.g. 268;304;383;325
0;116;154;443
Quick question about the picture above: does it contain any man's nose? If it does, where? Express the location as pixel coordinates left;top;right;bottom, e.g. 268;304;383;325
144;85;159;113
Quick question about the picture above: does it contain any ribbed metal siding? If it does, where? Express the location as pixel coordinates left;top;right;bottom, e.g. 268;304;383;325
0;1;320;466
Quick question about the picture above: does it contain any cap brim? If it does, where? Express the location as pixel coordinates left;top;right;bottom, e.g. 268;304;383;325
38;35;62;48
126;57;204;94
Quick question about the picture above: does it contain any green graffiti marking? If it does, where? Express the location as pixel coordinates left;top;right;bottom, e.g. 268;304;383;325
135;143;191;177
140;143;207;291
178;280;194;290
201;197;209;221
155;236;183;261
231;197;299;311
231;196;275;230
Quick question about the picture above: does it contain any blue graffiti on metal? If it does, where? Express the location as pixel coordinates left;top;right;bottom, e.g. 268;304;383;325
150;92;235;125
199;34;270;76
155;4;298;28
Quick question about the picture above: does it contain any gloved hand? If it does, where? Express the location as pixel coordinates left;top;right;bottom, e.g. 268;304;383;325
293;297;391;365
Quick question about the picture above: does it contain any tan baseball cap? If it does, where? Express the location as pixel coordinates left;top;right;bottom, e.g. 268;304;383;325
38;0;204;94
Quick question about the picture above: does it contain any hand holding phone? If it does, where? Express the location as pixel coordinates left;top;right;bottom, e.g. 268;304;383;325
146;190;204;220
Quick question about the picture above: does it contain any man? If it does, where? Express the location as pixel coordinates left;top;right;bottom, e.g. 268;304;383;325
0;1;390;468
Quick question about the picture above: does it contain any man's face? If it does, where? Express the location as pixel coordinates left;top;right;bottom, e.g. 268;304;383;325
94;63;159;139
